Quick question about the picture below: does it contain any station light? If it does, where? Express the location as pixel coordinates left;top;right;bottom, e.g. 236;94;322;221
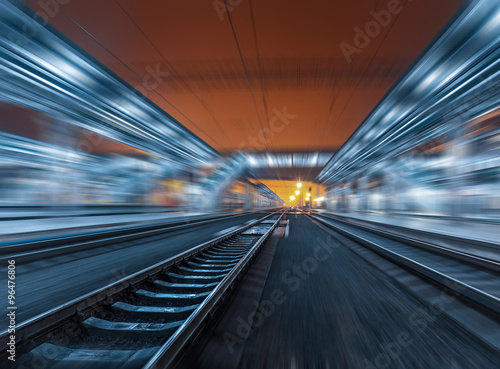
306;193;311;197
295;190;300;195
296;182;302;188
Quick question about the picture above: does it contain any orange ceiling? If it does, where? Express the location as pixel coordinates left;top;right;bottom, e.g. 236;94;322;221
22;0;463;154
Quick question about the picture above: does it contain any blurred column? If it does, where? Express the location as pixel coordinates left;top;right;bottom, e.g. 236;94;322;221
360;174;369;212
245;182;253;210
340;184;349;212
446;121;468;217
382;171;394;214
39;116;80;204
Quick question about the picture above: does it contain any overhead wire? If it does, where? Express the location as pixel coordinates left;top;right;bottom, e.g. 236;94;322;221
247;0;283;181
223;0;272;154
318;0;382;148
114;0;232;143
325;0;407;144
57;7;224;150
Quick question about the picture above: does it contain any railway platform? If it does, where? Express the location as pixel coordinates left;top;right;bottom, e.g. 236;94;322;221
179;214;500;369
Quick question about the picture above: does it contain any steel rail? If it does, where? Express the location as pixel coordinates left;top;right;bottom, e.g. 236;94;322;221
309;213;500;317
143;211;284;368
0;211;280;351
312;211;500;272
0;208;280;262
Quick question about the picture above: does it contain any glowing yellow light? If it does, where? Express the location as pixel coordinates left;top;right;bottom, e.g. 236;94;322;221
296;182;302;188
290;196;295;200
306;193;311;197
295;190;300;195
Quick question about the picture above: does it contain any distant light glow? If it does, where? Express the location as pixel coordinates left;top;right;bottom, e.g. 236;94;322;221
247;155;257;166
296;182;302;188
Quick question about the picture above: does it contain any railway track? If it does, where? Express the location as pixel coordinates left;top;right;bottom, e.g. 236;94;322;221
309;212;500;317
0;209;278;263
310;211;500;269
2;211;284;369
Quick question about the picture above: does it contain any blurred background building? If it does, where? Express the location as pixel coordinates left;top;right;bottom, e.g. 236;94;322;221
0;0;498;220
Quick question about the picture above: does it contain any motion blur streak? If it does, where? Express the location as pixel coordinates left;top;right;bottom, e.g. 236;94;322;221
0;0;498;216
318;0;500;220
1;0;500;368
0;0;282;209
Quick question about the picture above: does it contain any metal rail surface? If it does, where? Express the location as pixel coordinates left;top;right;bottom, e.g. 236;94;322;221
309;213;500;317
311;211;500;272
311;211;500;270
0;209;280;263
2;211;283;369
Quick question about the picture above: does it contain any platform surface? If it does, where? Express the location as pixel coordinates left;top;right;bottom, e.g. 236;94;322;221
316;210;500;245
180;215;500;368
